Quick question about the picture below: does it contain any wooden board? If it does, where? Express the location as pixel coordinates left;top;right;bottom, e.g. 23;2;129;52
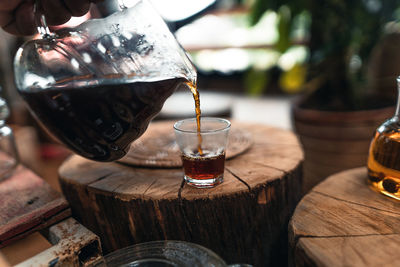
17;218;102;267
59;121;304;266
0;165;70;248
289;167;400;267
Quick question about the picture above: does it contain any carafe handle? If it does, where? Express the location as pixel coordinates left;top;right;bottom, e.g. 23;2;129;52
34;0;56;40
117;0;140;10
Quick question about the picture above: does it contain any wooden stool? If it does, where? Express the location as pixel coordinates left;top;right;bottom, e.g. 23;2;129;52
59;121;304;266
289;167;400;267
0;164;102;266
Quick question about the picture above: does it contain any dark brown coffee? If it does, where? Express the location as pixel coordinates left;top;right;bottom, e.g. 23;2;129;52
20;78;183;161
181;152;225;181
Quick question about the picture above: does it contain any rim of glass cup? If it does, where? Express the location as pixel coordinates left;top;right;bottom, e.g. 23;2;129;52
174;117;231;134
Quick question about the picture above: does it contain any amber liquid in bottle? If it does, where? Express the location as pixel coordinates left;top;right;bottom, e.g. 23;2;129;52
367;120;400;200
367;77;400;200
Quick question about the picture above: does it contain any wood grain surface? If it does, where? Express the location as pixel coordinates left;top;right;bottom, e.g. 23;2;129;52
17;218;102;267
59;120;304;266
289;167;400;267
0;165;70;248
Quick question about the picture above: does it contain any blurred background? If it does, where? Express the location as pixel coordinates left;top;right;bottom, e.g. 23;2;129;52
2;0;400;264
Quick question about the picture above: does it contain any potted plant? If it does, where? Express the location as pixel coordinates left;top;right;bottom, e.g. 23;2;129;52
251;0;400;192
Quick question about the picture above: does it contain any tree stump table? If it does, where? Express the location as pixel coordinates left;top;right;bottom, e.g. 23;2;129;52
289;167;400;267
59;120;303;266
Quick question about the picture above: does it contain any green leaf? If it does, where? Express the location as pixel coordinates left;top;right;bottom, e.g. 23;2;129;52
276;6;292;53
244;68;269;96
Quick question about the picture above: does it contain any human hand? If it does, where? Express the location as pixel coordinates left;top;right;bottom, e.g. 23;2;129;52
0;0;101;36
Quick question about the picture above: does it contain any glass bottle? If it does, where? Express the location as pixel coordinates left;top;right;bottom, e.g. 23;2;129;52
0;97;19;181
367;76;400;200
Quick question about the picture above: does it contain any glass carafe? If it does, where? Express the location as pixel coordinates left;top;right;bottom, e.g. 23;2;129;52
367;76;400;200
13;0;196;162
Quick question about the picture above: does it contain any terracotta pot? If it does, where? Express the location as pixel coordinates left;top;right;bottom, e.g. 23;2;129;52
291;99;395;193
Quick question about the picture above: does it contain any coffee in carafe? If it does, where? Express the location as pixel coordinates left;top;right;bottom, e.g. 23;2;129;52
20;78;184;161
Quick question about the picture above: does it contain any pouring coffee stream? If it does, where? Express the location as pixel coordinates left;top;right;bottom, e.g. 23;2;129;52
14;0;200;161
186;81;203;156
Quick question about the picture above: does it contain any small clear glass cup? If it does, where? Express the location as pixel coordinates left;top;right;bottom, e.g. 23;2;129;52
174;117;230;188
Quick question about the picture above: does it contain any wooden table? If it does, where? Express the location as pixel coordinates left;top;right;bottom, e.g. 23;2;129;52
0;163;101;266
59;121;304;266
289;167;400;267
0;165;70;248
